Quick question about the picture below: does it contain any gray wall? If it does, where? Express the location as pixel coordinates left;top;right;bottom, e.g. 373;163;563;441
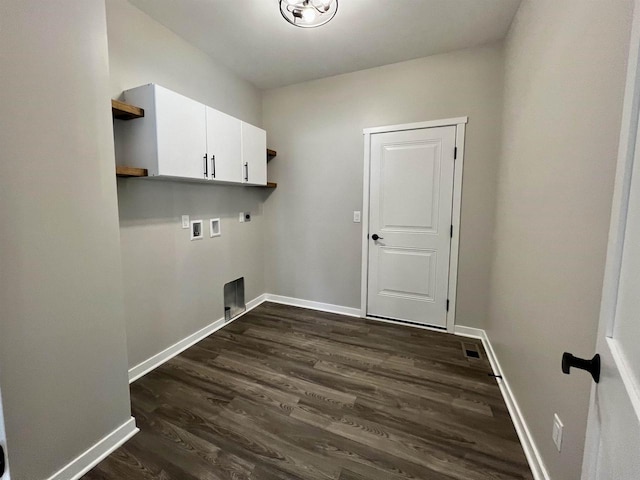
106;0;269;369
0;1;133;478
107;0;261;125
487;1;633;479
262;44;504;328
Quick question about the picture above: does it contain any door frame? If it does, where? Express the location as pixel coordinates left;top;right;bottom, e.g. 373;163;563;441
360;117;468;333
581;0;640;476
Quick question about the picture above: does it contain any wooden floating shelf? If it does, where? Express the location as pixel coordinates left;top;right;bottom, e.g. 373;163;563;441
266;149;277;187
116;166;148;177
112;99;144;120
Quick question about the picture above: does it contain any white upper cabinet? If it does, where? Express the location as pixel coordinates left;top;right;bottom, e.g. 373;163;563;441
241;121;267;186
156;87;208;180
115;84;267;186
205;107;242;183
118;84;207;179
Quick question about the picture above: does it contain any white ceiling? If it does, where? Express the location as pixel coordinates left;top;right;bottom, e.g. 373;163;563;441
128;0;521;90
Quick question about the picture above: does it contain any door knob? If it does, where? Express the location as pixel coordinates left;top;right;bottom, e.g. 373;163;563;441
371;234;384;241
562;352;600;383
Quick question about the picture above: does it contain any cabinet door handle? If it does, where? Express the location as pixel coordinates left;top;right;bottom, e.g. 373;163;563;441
203;153;208;178
211;155;216;179
244;162;249;182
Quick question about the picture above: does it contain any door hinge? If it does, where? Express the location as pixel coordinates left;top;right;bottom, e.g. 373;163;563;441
446;299;450;312
454;147;457;160
450;225;453;238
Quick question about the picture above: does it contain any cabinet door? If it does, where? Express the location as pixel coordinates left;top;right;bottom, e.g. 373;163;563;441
155;85;207;179
241;122;267;185
205;107;242;183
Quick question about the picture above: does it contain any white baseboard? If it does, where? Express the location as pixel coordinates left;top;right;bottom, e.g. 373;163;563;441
128;294;268;383
246;293;268;310
454;325;551;480
264;294;361;317
452;325;485;340
46;417;138;480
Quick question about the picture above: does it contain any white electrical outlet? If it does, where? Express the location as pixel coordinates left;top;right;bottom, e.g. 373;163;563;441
552;413;563;452
353;211;361;223
239;212;245;223
181;215;190;229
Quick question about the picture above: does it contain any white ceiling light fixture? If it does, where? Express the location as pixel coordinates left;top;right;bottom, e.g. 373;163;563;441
279;0;338;28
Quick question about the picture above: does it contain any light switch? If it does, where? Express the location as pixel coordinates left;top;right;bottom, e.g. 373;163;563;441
552;413;563;452
353;211;361;223
181;215;190;229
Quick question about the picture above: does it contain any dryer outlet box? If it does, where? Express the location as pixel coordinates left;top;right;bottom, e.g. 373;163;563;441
190;220;203;240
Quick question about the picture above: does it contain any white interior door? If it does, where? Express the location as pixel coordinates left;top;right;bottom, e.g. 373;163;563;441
582;3;640;478
366;126;456;327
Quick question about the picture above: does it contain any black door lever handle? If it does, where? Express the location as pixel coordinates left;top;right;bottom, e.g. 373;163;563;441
371;234;384;241
562;352;600;383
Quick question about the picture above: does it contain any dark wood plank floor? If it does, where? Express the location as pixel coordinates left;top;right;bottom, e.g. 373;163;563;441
82;302;533;480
